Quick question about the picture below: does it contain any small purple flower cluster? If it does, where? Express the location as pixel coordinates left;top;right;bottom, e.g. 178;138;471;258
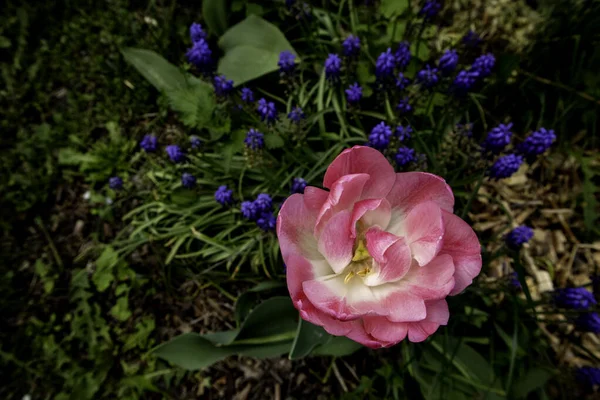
241;193;276;232
186;22;212;73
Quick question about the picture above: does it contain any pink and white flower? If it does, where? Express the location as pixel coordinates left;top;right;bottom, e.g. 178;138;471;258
277;146;482;348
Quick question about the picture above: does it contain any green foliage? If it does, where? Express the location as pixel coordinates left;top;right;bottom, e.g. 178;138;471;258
217;15;299;86
202;0;230;36
155;296;362;370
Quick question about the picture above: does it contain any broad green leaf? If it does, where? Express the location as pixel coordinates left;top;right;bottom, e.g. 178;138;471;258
217;15;298;86
121;47;188;92
289;319;330;360
234;281;285;324
154;297;297;370
93;247;120;292
380;0;409;18
311;336;363;357
165;79;215;129
203;0;229;36
246;3;264;16
153;333;234;370
235;296;297;341
513;368;554;398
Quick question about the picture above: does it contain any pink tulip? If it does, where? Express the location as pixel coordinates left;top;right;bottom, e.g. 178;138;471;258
277;146;481;348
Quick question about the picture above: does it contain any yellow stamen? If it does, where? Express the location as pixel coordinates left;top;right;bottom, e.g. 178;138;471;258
344;271;355;284
356;267;371;277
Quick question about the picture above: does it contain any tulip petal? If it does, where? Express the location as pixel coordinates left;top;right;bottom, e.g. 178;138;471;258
317;210;354;274
386;172;455;213
278;191;328;261
363;227;412;285
315;173;370;236
400;201;444;266
363;316;408;345
439;211;482;295
350;198;392;238
323;146;396;199
401;254;455;300
407;300;449;342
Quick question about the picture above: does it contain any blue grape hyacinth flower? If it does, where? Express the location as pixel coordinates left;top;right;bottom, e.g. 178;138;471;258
395;125;413;141
451;70;480;95
395;41;411;70
288;106;305;123
554;288;597;310
419;0;441;20
166;145;185;163
181;173;196;189
395;73;411;90
190;22;207;43
438;49;458;74
325;54;342;80
472;53;495;78
190;136;202;149
489;153;523;179
140;134;157;152
241;201;259;221
482;123;513;154
215;185;234;206
244;129;265;150
241;87;254;103
257;212;277;232
416;65;439;88
368;122;393;150
345;82;362;104
376;48;396;79
396;97;413;114
395;146;416;167
257;98;277;123
518;128;556;158
505;225;533;249
109;176;123;190
278;50;297;73
213;75;234;97
186;39;212;70
291;177;307;194
342;35;361;57
254;193;273;213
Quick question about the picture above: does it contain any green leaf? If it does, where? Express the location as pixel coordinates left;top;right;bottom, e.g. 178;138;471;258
154;297;297;370
217;15;298;86
153;333;235;370
311;336;363;357
0;36;11;48
93;247;120;292
234;281;285;324
165;79;215;129
235;296;297;341
121;47;188;92
110;297;132;321
380;0;409;18
246;3;264;16
289;319;330;360
513;368;554;398
264;133;285;149
203;0;229;36
411;41;430;61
